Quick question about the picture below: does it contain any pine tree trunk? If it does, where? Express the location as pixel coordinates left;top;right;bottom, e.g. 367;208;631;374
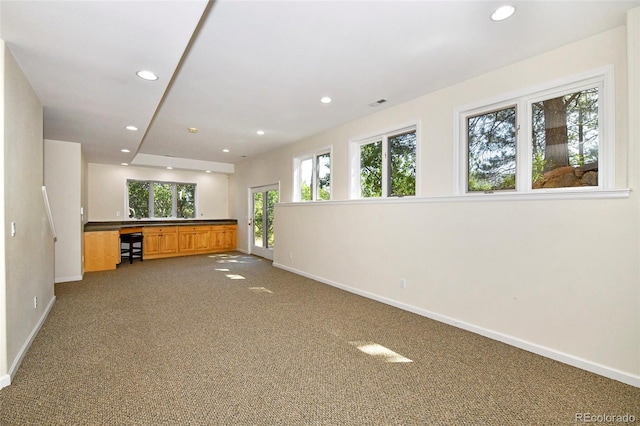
542;96;570;172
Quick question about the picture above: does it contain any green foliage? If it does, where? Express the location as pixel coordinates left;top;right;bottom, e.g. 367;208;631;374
153;183;173;218
127;180;196;218
128;181;149;218
266;190;278;247
253;190;278;248
253;192;264;245
389;131;416;196
300;181;311;201
467;107;517;191
360;141;382;197
177;184;195;218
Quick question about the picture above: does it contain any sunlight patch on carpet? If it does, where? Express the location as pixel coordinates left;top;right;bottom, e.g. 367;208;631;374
349;341;413;363
225;274;245;280
215;268;230;272
249;287;273;294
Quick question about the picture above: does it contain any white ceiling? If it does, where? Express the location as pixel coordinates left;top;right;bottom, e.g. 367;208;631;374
2;0;639;171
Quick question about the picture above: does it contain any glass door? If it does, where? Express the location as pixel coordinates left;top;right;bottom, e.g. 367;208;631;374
250;184;278;260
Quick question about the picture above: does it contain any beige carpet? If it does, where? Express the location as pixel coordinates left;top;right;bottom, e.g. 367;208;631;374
0;253;638;425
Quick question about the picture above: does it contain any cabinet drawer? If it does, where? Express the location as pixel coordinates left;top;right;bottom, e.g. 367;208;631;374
178;225;210;233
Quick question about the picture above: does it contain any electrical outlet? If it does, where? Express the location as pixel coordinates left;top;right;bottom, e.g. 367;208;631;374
11;222;16;237
34;296;38;309
400;278;407;289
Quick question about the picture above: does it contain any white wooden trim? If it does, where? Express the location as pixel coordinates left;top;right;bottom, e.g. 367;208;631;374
277;188;631;208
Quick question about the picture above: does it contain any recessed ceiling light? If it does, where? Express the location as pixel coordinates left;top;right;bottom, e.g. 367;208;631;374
320;96;332;104
121;163;128;166
491;5;515;21
256;130;265;135
166;166;173;170
205;170;212;173
121;148;130;153
223;149;230;153
136;70;158;81
188;127;198;133
125;125;138;131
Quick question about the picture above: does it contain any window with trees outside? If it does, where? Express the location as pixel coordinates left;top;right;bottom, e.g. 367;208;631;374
294;150;331;201
127;180;196;219
353;126;417;198
459;68;612;194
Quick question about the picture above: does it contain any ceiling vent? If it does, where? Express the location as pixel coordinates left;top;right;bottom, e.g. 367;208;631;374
368;99;387;107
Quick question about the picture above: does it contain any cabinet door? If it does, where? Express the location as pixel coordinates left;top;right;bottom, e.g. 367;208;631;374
178;231;195;252
160;231;178;254
195;228;211;251
210;227;225;250
84;231;119;272
143;232;161;256
224;226;237;250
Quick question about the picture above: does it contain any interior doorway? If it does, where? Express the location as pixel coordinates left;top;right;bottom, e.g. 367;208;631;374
249;184;279;260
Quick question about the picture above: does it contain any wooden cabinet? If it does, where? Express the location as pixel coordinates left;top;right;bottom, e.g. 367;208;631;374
211;225;237;251
84;231;120;272
143;227;178;259
178;226;211;254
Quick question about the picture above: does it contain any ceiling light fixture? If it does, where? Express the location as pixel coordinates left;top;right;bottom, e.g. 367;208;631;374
188;127;198;133
256;130;265;135
121;148;130;153
491;5;515;21
166;166;173;170
223;149;230;153
205;170;212;173
320;96;332;104
136;70;159;81
121;163;128;166
125;125;138;131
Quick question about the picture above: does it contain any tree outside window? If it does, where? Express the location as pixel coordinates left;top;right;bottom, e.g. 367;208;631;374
127;180;196;219
467;107;517;192
460;72;605;194
296;150;331;201
358;127;416;198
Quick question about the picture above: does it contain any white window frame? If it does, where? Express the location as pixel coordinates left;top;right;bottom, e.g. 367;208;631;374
292;147;332;202
454;66;614;195
349;122;419;199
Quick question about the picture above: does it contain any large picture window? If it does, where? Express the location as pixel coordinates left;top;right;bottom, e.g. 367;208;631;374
352;125;417;198
127;180;196;219
457;67;612;194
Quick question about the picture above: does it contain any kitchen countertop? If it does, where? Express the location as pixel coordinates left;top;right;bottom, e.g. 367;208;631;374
84;219;238;232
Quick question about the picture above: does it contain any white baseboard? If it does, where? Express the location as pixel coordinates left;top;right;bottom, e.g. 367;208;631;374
273;262;640;388
0;374;10;389
5;295;56;386
55;275;82;283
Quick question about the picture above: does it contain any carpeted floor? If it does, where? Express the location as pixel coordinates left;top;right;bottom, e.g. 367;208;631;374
0;253;638;425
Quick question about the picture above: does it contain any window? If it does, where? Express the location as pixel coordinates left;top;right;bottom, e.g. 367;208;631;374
294;149;331;201
457;67;612;194
352;125;417;198
127;180;196;219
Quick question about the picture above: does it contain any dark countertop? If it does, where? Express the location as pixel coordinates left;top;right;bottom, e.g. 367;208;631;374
84;219;238;232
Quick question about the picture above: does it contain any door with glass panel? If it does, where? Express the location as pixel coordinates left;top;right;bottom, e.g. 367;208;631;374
250;184;278;260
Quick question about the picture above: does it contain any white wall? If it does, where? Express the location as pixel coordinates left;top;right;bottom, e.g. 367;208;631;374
45;139;83;282
0;38;8;389
87;163;231;221
230;22;640;386
1;43;55;388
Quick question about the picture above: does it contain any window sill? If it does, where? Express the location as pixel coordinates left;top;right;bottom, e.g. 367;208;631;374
279;188;631;207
